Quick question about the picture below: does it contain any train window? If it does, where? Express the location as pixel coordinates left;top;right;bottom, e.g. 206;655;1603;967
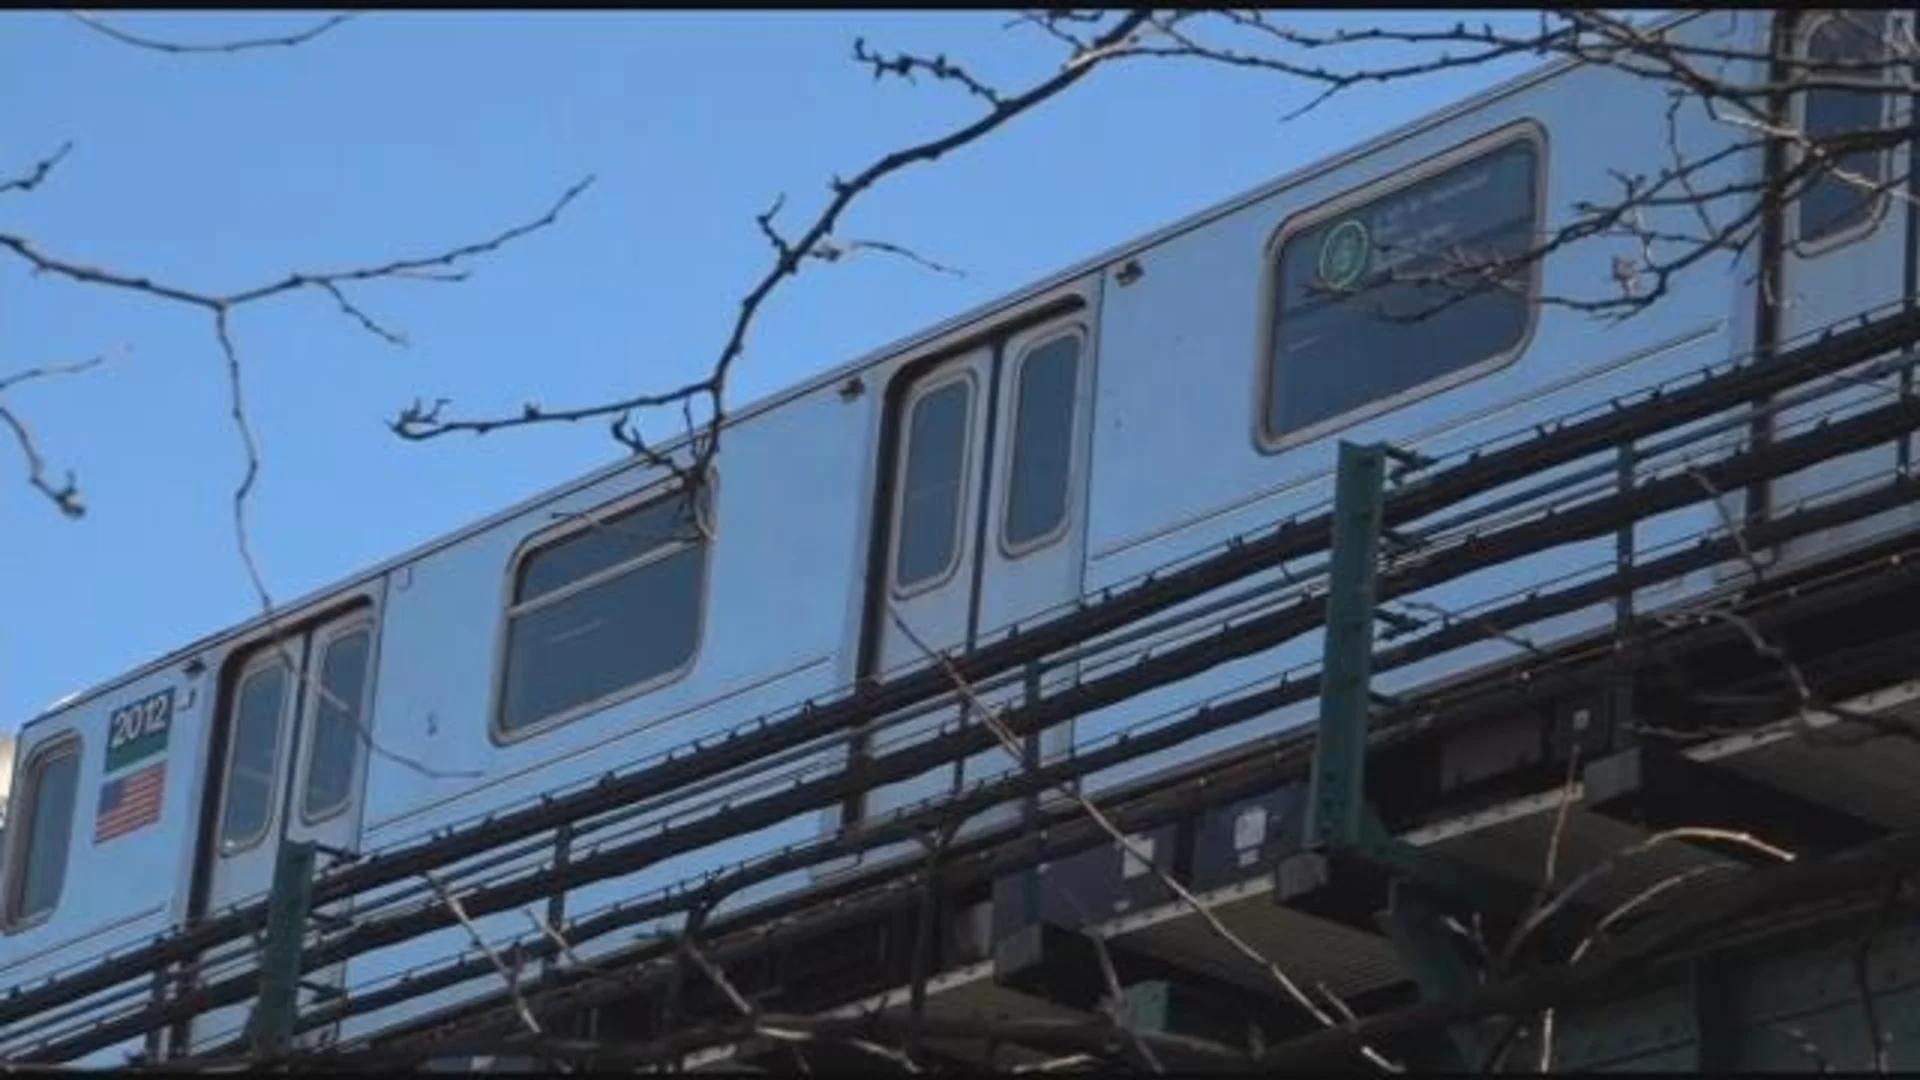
893;375;974;592
301;627;371;824
1003;333;1081;553
5;737;79;927
497;488;708;737
1796;12;1895;248
220;660;290;853
1262;128;1541;447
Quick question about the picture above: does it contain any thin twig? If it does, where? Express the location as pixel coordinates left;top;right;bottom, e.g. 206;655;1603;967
1778;1024;1834;1074
1496;741;1585;973
811;237;967;277
0;354;107;517
0;402;82;517
422;870;546;1039
682;932;812;1075
67;11;357;54
886;603;1402;1074
1507;826;1795;962
1538;862;1744;1069
1;181;586;779
1852;875;1900;1074
1662;607;1920;746
1051;883;1164;1073
0;142;74;196
389;12;1150;496
680;937;756;1021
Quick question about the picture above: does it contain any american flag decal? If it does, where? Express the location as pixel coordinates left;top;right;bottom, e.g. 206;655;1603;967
94;762;165;844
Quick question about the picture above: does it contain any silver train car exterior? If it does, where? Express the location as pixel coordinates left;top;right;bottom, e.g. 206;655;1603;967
4;9;1913;1061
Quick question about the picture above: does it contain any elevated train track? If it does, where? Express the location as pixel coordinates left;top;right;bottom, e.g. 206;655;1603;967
11;300;1920;1069
369;532;1920;1072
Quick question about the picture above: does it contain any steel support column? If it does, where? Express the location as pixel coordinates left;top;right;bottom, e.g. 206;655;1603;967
249;840;317;1059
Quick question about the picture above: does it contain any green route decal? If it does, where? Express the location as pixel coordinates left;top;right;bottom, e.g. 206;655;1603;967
104;687;173;773
1318;218;1371;291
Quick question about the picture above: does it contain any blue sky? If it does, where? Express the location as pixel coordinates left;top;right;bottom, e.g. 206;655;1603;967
0;11;1542;731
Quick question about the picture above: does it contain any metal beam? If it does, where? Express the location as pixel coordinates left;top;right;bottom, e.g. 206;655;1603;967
1298;441;1488;1067
991;919;1291;1061
1584;744;1886;854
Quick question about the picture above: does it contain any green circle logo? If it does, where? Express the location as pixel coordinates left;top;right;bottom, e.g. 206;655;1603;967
1318;219;1370;290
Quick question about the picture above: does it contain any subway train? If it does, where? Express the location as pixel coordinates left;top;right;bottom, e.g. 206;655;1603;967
5;8;1916;1062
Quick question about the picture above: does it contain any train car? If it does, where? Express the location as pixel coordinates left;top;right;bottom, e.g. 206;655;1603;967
3;9;1913;1062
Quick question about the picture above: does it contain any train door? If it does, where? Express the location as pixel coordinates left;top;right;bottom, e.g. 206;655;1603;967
857;308;1095;829
1766;9;1915;564
186;610;377;1051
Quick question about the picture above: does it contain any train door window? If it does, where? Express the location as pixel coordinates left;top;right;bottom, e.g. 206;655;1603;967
893;375;975;592
1795;12;1896;248
5;737;79;926
219;659;290;853
300;626;372;823
1261;126;1542;447
496;488;708;738
1002;332;1082;553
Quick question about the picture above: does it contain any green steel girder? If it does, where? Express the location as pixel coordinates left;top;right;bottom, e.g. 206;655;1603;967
249;840;317;1058
1299;441;1496;1068
1304;441;1387;854
1384;881;1485;1069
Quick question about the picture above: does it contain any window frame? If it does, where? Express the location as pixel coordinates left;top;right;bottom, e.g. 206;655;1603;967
295;617;377;827
3;732;82;932
489;477;714;745
217;652;294;857
1789;10;1904;257
888;368;980;598
1253;120;1548;454
997;324;1088;560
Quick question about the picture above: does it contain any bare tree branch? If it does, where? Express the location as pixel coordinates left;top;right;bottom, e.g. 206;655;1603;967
885;603;1403;1074
1506;826;1795;965
0;174;590;594
67;11;358;55
679;920;814;1075
0;354;107;516
389;12;1151;494
1852;875;1901;1074
521;909;602;977
422;870;547;1041
0;175;592;317
0;355;109;398
853;35;1004;107
811;237;966;278
0;403;82;518
1661;606;1920;747
0;142;74;196
1532;861;1744;1071
1114;10;1563;124
2;175;584;790
1778;1023;1836;1074
211;311;270;614
680;936;757;1022
1049;883;1164;1073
